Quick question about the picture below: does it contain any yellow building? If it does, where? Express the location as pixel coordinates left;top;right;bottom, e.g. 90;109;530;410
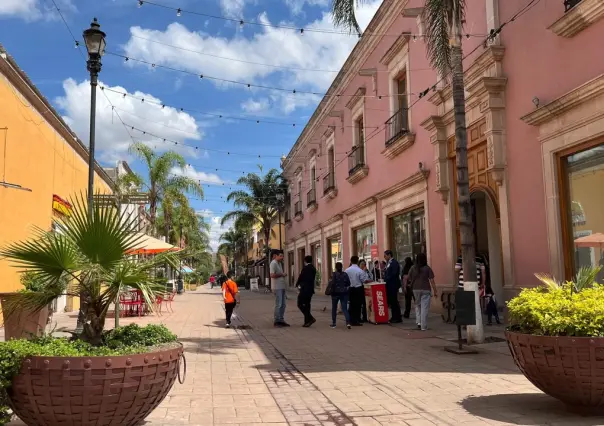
247;219;286;282
0;44;113;311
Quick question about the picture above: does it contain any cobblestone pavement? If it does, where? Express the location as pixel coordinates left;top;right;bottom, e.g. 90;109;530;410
7;285;604;426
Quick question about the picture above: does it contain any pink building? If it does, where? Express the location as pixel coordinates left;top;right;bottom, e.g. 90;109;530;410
281;0;604;305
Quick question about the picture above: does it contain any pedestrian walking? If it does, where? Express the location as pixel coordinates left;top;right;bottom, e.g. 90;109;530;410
408;253;437;331
401;257;414;318
270;249;290;327
383;250;403;323
222;271;240;328
344;256;365;326
484;283;501;325
328;262;351;329
359;259;373;322
296;255;317;327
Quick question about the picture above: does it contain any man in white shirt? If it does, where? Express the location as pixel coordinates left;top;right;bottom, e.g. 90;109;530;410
345;256;365;326
270;249;289;327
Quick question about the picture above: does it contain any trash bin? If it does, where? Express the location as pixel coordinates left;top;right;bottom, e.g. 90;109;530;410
177;278;184;294
364;282;389;324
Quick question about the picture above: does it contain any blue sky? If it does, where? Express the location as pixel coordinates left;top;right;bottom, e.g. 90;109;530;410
0;0;380;249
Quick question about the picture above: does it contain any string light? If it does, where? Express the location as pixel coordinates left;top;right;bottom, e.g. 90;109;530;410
176;8;181;16
138;0;143;6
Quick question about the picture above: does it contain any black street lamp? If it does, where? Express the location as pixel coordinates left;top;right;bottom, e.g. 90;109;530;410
83;18;106;213
78;18;105;334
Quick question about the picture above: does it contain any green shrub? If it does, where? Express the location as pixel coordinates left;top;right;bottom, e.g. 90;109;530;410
0;324;178;425
236;275;246;287
507;267;604;337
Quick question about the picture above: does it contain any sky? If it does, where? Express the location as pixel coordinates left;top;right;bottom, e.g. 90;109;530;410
0;0;382;250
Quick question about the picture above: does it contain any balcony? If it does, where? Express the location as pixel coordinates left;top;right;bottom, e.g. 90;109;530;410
347;144;369;184
322;172;337;199
549;0;603;38
306;188;317;212
383;108;415;159
294;200;303;221
284;208;291;226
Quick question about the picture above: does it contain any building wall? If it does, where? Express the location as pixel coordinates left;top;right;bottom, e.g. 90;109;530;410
283;0;604;302
0;56;113;302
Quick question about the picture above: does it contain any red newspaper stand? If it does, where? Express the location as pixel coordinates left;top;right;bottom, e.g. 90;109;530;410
364;282;389;324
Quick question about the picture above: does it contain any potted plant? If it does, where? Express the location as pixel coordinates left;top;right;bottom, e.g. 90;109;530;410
0;272;54;341
506;267;604;411
0;196;185;426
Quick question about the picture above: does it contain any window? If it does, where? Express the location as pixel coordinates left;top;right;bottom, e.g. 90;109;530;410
327;237;342;277
353;223;375;264
349;117;366;174
311;243;322;288
389;206;426;264
561;143;604;282
323;146;336;194
386;72;409;146
311;166;316;189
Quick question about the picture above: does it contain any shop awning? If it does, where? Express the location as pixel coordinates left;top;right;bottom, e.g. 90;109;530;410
251;257;267;267
575;233;604;248
181;265;194;273
126;233;180;255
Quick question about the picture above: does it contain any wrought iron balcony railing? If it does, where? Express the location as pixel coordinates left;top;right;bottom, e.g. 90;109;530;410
306;188;317;208
323;172;335;195
348;143;366;176
284;208;291;223
294;200;302;216
385;108;409;146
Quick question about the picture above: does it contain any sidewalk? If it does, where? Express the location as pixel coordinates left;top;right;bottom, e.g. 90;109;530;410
7;285;604;425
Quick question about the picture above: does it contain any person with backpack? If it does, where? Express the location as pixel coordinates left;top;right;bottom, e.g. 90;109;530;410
327;262;351;329
484;283;501;325
222;271;240;328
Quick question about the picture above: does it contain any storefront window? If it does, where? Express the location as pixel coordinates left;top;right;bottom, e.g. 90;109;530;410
312;244;322;288
389;206;426;264
328;237;342;277
564;144;604;282
353;223;375;264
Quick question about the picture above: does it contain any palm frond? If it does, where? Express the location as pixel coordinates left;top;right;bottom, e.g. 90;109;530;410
332;0;363;35
423;0;457;78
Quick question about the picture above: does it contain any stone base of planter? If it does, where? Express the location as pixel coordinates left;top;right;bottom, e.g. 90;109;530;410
8;343;184;426
506;331;604;410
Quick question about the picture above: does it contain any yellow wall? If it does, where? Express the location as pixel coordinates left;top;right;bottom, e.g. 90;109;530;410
0;71;112;298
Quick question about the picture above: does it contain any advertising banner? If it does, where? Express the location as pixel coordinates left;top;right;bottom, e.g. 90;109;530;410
364;282;389;324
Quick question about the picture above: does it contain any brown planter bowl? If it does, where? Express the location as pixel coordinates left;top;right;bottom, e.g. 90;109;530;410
506;331;604;409
8;343;184;426
0;293;49;341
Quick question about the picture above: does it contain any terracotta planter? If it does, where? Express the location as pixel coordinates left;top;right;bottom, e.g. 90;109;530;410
8;344;184;426
506;331;604;409
0;293;49;341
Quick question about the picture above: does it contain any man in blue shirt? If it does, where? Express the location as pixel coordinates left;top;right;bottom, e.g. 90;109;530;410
345;256;365;326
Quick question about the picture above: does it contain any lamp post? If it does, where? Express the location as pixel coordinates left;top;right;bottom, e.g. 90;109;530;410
83;18;106;213
78;18;105;334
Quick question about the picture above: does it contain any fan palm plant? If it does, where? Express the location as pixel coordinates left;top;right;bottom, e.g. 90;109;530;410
222;168;285;285
0;195;180;346
130;143;204;236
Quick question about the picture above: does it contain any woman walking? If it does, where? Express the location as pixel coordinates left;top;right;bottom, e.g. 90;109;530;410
401;257;414;318
408;253;437;331
329;262;351;329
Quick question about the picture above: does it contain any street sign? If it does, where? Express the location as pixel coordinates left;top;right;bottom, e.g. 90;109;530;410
250;278;259;291
455;289;476;326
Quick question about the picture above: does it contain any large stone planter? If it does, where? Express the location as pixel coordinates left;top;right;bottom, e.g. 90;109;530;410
506;331;604;410
8;343;184;426
0;293;49;341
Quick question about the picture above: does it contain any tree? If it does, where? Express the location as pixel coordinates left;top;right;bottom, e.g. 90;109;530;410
222;168;285;287
130;143;204;236
219;219;252;276
331;0;481;341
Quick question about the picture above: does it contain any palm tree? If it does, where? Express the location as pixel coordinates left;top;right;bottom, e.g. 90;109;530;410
331;0;481;341
130;143;204;237
222;168;285;286
0;195;179;345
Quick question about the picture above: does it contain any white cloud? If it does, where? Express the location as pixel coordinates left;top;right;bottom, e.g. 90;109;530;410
241;98;270;114
171;164;224;185
56;78;202;163
196;209;213;218
0;0;74;21
285;0;328;16
122;0;382;113
209;215;233;251
220;0;246;18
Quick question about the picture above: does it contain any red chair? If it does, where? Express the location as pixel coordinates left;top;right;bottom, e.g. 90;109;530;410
120;291;143;317
158;291;176;314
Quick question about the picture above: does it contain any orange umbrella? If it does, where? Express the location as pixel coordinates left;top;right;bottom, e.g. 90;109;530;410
126;233;180;255
574;233;604;248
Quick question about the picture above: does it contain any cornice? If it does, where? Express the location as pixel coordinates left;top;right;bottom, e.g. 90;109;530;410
345;87;366;109
376;170;429;200
548;0;604;38
322;214;343;227
380;33;411;66
282;0;411;168
343;196;377;216
420;115;445;132
520;73;604;126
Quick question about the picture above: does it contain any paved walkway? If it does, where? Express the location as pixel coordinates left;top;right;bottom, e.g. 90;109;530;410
7;285;604;425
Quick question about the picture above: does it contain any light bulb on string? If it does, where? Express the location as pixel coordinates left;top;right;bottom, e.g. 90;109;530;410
74;41;79;48
138;0;143;7
176;8;182;16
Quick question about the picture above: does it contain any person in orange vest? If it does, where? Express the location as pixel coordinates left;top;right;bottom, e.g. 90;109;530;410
222;271;240;328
